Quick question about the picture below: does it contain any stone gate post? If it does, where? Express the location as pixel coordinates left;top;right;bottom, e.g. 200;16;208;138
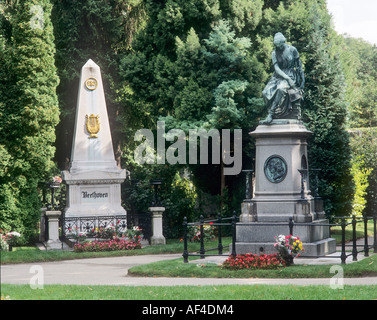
148;207;166;245
45;210;62;249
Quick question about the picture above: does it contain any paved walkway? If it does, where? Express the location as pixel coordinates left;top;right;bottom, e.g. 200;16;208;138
1;253;377;286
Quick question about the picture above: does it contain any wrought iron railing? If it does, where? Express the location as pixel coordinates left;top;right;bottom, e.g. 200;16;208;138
182;214;377;264
62;215;128;241
182;214;237;263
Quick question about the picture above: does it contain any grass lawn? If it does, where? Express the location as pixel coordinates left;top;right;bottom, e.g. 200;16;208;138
0;238;218;265
1;222;376;301
128;253;377;279
1;219;374;265
331;219;375;243
1;283;377;300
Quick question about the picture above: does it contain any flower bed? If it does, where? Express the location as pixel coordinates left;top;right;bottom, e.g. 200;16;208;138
73;238;141;253
222;253;285;270
67;223;145;244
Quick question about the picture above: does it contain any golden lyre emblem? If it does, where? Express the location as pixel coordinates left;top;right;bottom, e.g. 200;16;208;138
86;114;100;138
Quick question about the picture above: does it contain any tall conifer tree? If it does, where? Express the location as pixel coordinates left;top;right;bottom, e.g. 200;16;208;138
0;0;59;239
302;2;354;217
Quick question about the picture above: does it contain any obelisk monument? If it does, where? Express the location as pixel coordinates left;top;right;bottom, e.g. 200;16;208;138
62;59;127;217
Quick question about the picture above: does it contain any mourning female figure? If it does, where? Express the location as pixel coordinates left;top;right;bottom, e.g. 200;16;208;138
261;33;305;124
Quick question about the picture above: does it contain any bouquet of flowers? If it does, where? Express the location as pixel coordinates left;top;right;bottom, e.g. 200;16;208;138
274;234;304;265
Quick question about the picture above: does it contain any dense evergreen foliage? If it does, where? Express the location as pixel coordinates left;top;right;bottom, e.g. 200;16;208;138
340;37;377;128
51;0;146;169
302;6;353;217
349;128;377;217
0;0;59;241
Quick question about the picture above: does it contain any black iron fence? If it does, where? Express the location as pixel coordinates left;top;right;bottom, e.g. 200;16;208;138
61;215;128;242
182;214;377;264
337;215;377;263
182;214;237;263
59;212;152;245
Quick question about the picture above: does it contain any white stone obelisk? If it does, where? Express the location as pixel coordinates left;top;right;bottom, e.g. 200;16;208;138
62;59;127;217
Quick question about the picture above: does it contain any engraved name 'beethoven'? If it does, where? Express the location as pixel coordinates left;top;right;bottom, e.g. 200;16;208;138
81;191;109;199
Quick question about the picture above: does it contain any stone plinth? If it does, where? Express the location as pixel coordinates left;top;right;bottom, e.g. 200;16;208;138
45;211;62;250
249;123;315;222
234;122;336;257
235;219;336;257
149;207;166;245
63;170;127;217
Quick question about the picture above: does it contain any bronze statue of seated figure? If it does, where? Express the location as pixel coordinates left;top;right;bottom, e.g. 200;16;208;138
260;32;305;125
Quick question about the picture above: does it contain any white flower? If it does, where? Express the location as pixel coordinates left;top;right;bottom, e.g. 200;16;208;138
8;232;21;237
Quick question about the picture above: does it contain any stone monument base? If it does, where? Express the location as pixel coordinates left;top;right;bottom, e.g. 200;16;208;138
233;219;336;257
63;170;127;217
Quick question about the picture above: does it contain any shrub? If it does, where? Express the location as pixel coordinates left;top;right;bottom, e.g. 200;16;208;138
85;221;125;240
66;227;87;243
222;253;284;270
0;230;21;251
97;225;119;240
4;231;21;246
0;234;9;252
125;226;144;242
188;223;215;242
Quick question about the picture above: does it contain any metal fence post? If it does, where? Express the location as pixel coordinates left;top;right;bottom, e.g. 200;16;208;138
183;216;188;263
200;215;205;259
364;215;369;257
373;216;377;254
231;214;237;256
217;212;223;255
60;212;65;250
352;215;358;261
341;218;347;264
289;216;294;235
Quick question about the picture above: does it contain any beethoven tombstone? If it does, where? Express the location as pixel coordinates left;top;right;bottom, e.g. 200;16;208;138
236;33;336;257
62;59;128;218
